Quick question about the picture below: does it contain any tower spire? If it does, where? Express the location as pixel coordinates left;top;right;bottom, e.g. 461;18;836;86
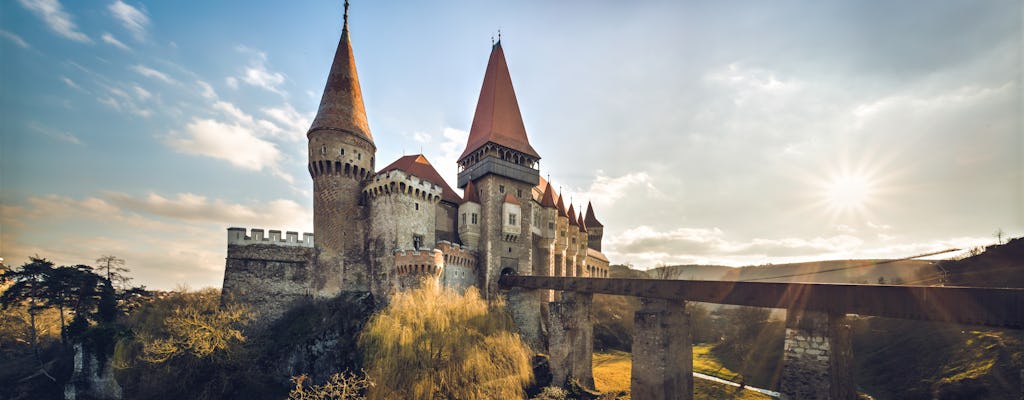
307;1;374;144
458;37;539;161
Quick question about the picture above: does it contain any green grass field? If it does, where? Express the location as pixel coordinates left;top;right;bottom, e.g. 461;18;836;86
592;345;771;400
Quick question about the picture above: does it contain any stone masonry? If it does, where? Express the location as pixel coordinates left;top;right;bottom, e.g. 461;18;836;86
779;310;855;400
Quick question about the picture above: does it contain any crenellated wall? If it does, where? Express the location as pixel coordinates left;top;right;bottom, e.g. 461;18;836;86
222;227;315;324
437;241;478;293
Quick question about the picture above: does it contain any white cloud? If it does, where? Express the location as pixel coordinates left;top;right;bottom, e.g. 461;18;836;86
231;47;287;96
108;0;149;41
132;84;151;100
196;80;217;99
412;131;431;144
569;171;661;209
17;0;91;43
131;64;175;84
165;118;292;182
101;32;130;50
60;76;81;90
28;121;82;145
225;77;239;89
261;103;312;141
0;29;31;48
2;192;311;289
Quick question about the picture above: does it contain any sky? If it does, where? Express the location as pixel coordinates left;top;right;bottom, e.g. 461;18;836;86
1;1;1021;290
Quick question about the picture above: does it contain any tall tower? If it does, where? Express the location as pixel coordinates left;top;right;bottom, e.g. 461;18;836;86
457;39;543;349
307;4;376;296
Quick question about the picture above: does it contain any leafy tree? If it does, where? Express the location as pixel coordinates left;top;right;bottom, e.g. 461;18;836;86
359;281;533;400
1;258;57;361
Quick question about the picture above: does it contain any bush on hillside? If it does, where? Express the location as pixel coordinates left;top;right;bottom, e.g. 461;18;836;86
359;281;533;400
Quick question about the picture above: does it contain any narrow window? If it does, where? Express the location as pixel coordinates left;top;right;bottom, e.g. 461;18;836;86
320;145;327;155
472;213;478;224
413;235;423;250
358;153;362;160
340;148;345;155
509;213;517;225
517;188;522;198
548;222;555;229
415;203;419;210
499;185;505;194
461;213;467;225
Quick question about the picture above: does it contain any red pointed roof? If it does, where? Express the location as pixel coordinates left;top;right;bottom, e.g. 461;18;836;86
458;41;539;160
555;191;567;217
503;193;521;205
307;17;373;144
539;182;557;208
584;202;603;227
462;179;480;204
567;204;578;226
578;211;587;232
379;155;461;204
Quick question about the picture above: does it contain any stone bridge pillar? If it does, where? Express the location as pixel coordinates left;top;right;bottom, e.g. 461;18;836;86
631;298;692;400
547;291;595;389
780;309;855;400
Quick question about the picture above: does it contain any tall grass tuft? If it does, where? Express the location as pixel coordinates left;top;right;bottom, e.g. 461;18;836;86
359;280;533;399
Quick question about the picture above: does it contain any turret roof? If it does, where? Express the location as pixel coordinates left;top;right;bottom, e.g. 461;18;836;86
539;182;557;208
462;179;480;204
584;202;604;227
458;41;539;161
503;193;521;205
307;11;373;145
555;191;568;217
578;211;587;232
379;154;461;204
567;204;578;226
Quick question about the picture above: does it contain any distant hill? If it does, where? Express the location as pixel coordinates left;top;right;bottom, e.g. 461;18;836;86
918;237;1024;288
646;260;935;285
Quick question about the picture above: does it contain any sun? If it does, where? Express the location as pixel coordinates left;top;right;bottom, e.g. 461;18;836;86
823;173;874;212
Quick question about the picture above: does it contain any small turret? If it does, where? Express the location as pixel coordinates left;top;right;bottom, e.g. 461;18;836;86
458;180;482;249
584;202;604;251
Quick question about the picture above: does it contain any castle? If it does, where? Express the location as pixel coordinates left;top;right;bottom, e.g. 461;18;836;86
221;8;610;348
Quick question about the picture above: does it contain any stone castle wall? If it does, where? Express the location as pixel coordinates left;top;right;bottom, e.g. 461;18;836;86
222;228;315;323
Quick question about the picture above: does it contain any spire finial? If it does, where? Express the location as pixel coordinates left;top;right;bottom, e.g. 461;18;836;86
498;29;502;42
343;0;350;28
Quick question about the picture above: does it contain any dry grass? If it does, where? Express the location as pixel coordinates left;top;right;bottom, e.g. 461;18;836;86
359;281;533;400
592;346;772;400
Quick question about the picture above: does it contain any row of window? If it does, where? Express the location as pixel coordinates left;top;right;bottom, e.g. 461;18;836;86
317;145;371;165
497;184;524;198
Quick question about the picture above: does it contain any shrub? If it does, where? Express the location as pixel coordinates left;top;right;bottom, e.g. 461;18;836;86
359;281;533;399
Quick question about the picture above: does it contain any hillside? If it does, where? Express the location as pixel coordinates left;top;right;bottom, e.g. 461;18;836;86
648;259;935;285
920;237;1024;288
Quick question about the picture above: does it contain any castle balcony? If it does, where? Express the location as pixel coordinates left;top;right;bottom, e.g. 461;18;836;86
227;227;313;247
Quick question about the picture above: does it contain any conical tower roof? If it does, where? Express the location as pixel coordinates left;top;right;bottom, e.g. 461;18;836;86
462;179;480;204
458;41;539;160
584;202;603;228
539;182;557;208
567;204;578;226
555;191;567;217
307;8;373;144
578;211;587;232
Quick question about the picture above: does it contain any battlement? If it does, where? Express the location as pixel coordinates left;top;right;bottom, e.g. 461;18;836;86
227;227;314;247
394;248;444;275
363;170;444;204
437;241;477;269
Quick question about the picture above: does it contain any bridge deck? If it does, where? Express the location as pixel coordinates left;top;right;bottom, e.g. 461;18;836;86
499;276;1024;329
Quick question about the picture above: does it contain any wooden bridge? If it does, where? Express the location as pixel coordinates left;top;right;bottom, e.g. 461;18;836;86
499;275;1024;399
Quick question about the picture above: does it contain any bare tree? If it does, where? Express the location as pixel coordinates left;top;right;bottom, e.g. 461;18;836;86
95;255;130;289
